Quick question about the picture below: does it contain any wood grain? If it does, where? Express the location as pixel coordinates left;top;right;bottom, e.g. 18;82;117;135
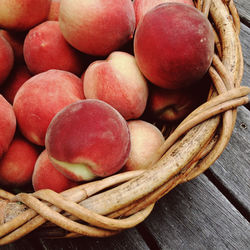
234;0;250;26
142;174;250;249
239;23;250;88
208;106;250;213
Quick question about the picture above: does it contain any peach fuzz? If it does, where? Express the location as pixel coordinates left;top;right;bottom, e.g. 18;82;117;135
124;120;165;171
32;149;77;193
1;63;31;104
0;135;39;187
48;0;61;21
59;0;136;56
0;95;16;158
0;34;14;86
134;3;214;89
0;29;26;62
23;21;83;75
13;69;84;146
84;51;148;120
45;99;131;182
133;0;194;27
0;0;51;31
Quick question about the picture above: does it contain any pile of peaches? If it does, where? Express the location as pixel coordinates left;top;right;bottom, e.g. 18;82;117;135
0;0;214;193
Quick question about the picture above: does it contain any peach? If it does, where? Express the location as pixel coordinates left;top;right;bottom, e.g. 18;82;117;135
45;99;131;182
0;135;39;187
32;149;77;193
124;120;165;171
1;63;31;104
0;34;14;86
0;95;16;158
134;3;214;89
23;21;83;75
48;0;60;21
0;0;51;31
13;69;84;146
147;73;211;122
0;29;26;62
84;51;148;120
59;0;136;56
148;86;200;122
133;0;194;27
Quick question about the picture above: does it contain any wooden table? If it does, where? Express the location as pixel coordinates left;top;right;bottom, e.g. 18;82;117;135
1;0;249;249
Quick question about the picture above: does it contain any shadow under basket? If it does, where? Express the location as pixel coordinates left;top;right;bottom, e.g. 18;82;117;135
0;0;250;245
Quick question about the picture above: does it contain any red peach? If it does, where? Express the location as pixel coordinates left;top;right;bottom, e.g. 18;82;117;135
45;99;131;182
0;34;14;86
32;149;77;193
59;0;136;56
1;63;31;104
133;0;194;27
124;120;165;171
147;73;211;122
48;0;60;21
0;95;16;158
0;0;51;31
134;3;214;89
23;21;83;75
84;51;148;120
0;135;39;187
148;86;199;122
0;29;26;62
13;69;84;146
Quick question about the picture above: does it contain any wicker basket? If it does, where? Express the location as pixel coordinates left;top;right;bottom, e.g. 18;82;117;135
0;0;250;245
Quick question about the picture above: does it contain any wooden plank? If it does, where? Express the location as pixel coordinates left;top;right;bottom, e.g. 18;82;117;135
39;228;150;250
239;23;250;88
208;106;250;214
234;0;250;26
142;174;250;249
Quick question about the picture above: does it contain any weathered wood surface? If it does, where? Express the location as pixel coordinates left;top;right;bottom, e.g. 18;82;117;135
239;23;250;88
208;106;250;215
142;174;250;250
234;0;250;26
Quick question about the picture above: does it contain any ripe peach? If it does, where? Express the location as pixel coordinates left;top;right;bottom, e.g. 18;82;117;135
23;21;83;75
48;0;60;21
0;135;39;187
84;51;148;120
0;95;16;158
0;34;14;86
124;120;165;171
148;86;199;122
148;73;212;122
1;63;31;104
0;0;51;31
59;0;136;56
13;69;84;146
0;29;26;62
133;0;194;27
45;99;131;182
134;3;214;89
32;149;77;193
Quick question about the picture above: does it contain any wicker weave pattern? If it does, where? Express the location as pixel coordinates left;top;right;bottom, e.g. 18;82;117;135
0;0;250;245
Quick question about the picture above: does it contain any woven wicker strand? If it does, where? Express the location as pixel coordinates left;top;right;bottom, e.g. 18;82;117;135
0;0;250;245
